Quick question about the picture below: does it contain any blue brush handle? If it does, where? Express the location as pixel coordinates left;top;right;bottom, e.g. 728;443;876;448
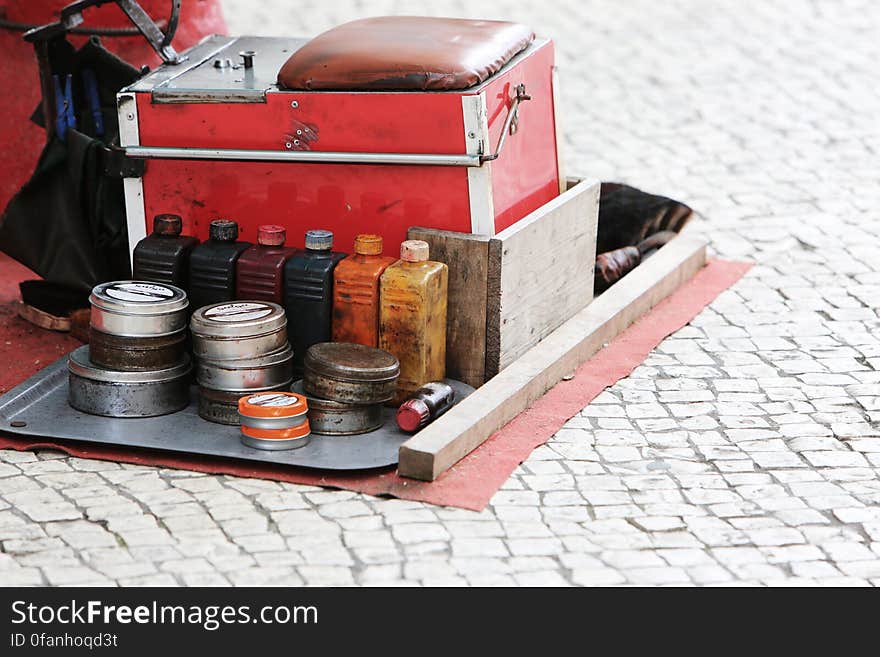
82;69;104;137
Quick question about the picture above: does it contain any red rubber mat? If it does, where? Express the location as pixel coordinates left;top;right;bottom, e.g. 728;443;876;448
0;254;750;510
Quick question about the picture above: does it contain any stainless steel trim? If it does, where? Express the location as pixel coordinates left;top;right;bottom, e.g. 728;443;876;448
125;145;482;167
462;93;495;235
117;92;147;266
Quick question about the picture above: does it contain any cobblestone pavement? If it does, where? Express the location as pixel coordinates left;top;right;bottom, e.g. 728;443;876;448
2;0;879;586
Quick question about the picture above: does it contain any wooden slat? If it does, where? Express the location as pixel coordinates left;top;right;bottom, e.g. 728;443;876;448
485;179;599;378
406;227;491;389
398;234;708;481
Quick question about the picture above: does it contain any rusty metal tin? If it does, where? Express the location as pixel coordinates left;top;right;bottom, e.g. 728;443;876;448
190;301;287;361
88;327;187;371
291;380;383;435
90;281;188;338
302;342;399;405
68;346;191;418
196;344;293;391
198;384;291;425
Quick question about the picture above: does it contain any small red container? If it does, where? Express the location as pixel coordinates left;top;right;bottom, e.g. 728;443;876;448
235;225;298;303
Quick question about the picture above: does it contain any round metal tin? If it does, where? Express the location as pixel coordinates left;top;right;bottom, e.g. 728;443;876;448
198;384;290;425
88;327;186;371
239;392;309;430
196;344;293;391
190;301;287;361
291;380;384;436
302;342;399;404
67;346;191;418
240;428;312;451
90;281;188;338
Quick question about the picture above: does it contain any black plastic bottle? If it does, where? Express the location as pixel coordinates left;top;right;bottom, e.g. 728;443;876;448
284;230;347;375
188;219;252;312
132;214;199;288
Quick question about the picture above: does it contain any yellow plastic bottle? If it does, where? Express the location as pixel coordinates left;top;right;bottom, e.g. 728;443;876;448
379;240;448;405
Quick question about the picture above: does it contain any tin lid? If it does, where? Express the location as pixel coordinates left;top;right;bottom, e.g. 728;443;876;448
396;398;430;432
239;392;308;419
304;342;400;383
258;224;286;246
305;229;333;251
68;346;191;383
401;240;429;262
354;234;383;256
153;214;183;236
190;301;286;338
90;281;188;316
209;219;239;241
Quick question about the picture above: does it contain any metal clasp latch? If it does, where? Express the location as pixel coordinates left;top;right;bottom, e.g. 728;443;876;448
480;83;531;164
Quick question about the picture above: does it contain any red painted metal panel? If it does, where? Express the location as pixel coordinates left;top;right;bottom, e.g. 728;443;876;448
140;159;471;257
484;41;560;232
137;92;468;154
131;39;559;251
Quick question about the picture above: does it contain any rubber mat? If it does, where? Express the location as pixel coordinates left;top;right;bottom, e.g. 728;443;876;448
0;254;750;510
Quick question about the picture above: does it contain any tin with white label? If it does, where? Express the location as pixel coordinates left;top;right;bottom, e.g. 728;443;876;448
90;281;188;337
190;301;287;361
238;391;311;450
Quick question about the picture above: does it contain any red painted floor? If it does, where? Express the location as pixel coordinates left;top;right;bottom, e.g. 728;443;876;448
0;255;81;393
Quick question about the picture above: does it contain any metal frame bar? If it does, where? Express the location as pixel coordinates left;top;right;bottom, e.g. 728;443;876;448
124;145;484;167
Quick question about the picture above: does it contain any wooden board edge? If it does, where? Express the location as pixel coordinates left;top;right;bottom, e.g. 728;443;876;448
398;234;708;481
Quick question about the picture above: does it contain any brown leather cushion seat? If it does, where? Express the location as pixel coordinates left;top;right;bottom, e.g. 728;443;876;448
277;16;535;91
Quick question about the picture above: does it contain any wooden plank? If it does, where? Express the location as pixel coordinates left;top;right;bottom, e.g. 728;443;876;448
406;227;490;389
398;234;708;481
485;179;599;379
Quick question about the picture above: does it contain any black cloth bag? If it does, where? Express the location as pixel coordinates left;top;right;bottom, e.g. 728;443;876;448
0;36;139;295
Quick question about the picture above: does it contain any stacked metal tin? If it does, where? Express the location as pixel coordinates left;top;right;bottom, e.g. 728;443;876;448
68;281;192;417
190;301;293;424
238;392;310;451
299;342;399;435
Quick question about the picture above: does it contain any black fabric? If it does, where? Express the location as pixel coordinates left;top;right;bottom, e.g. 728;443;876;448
596;183;694;254
0;37;139;293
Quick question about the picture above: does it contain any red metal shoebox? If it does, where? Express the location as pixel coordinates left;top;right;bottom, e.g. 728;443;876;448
118;34;562;258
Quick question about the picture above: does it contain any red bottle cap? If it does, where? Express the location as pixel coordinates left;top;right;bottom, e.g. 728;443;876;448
258;224;286;246
153;214;183;236
396;398;430;433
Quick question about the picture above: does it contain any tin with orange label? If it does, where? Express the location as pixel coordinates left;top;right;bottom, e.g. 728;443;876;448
239;392;311;450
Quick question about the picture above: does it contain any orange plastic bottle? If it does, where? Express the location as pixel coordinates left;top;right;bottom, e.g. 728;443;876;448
332;235;396;347
379;240;448;405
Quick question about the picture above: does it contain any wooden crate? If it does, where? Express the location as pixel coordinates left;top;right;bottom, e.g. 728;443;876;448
398;233;708;481
408;177;600;387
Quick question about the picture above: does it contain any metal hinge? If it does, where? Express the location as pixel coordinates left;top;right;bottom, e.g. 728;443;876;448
103;145;146;178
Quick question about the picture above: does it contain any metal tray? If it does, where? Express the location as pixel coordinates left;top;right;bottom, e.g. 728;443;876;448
0;352;473;471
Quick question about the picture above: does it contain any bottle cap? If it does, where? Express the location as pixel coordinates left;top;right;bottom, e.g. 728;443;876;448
400;240;429;262
209;219;239;241
305;229;333;251
153;214;183;236
354;234;383;256
396;398;430;433
257;224;286;246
